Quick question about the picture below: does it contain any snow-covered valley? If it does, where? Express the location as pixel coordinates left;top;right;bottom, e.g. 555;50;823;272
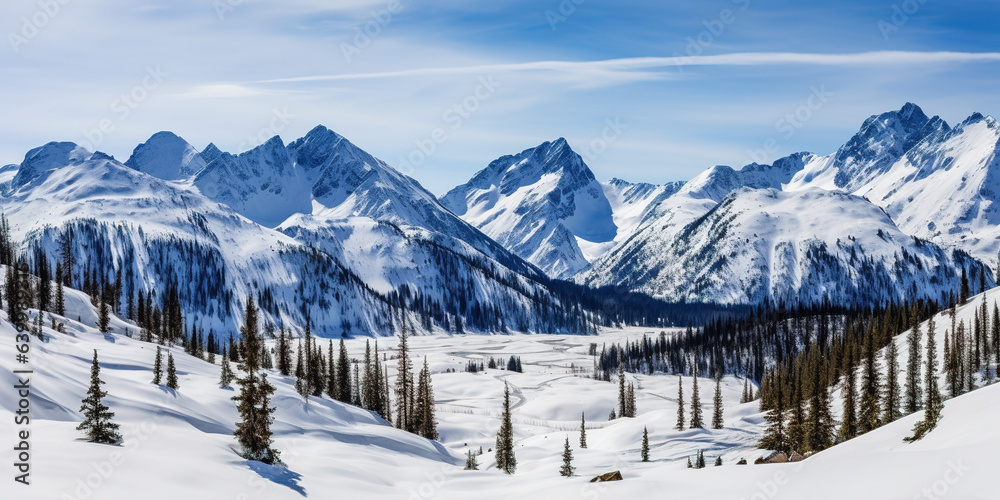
5;274;1000;499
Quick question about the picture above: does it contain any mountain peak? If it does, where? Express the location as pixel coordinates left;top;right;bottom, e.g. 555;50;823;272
12;141;91;190
126;131;206;180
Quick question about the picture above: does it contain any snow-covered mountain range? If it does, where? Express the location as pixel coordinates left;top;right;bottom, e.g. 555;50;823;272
440;139;683;278
568;103;1000;304
0;131;598;337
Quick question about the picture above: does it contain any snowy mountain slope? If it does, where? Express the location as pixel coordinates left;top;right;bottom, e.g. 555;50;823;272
193;135;312;228
581;187;984;304
440;139;617;279
125;131;208;181
853;113;1000;265
0;142;589;337
9;274;1000;500
582;103;998;305
585;178;685;261
0;274;460;500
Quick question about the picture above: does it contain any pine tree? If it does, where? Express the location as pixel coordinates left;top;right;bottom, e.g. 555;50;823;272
465;450;479;470
904;320;923;414
232;297;280;464
883;337;901;423
276;328;291;377
55;261;65;316
960;267;969;305
415;356;437;440
495;382;516;474
858;326;882;434
617;350;627;418
714;456;723;466
804;351;833;452
152;346;163;385
675;375;685;431
166;352;179;390
77;350;121;444
640;426;650;462
690;366;703;428
759;372;787;452
97;291;111;333
395;321;415;432
712;377;724;429
908;315;943;441
695;449;706;469
294;341;307;397
560;436;575;476
579;412;587;449
220;351;234;388
839;349;859;441
326;340;337;399
741;378;750;404
337;338;351;403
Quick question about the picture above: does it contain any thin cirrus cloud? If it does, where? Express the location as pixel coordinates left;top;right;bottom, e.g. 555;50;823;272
254;51;1000;85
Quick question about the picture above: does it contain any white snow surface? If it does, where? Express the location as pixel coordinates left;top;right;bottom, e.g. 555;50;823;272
6;273;1000;499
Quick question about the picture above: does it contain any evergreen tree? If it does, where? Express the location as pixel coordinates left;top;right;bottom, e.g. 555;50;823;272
326;340;337;399
276;328;291;377
97;291;111;333
641;426;650;462
560;436;575;476
904;320;923;414
152;346;163;385
579;412;587;449
414;356;437;440
675;375;685;431
465;450;479;470
55;261;65;316
741;378;751;404
77;350;122;444
294;341;307;397
495;382;516;474
220;351;234;388
858;326;882;434
908;315;943;441
839;349;859;441
395;321;415;432
232;297;280;464
759;372;787;452
715;456;723;466
166;352;179;390
712;377;724;429
690;366;703;428
883;337;901;423
337;338;351;403
695;449;706;469
960;267;969;305
804;351;833;452
310;339;324;398
617;350;627;418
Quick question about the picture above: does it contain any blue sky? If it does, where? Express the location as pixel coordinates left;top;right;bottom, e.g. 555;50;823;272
2;0;999;194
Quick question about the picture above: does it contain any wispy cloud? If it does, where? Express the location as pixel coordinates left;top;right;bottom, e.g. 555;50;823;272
254;51;1000;85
